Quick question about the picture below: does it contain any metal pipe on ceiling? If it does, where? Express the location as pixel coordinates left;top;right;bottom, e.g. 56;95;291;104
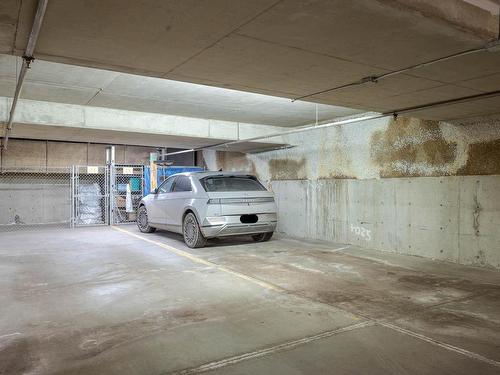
1;0;49;150
165;88;500;157
292;39;500;102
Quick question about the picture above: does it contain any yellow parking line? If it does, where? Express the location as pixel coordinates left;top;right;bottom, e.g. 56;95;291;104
115;226;500;369
112;226;282;292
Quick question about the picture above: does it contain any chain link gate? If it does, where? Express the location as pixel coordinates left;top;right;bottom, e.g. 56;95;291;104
71;166;110;227
110;164;144;225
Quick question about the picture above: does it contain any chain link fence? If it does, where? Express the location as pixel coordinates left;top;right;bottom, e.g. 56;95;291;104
0;167;72;232
0;164;146;232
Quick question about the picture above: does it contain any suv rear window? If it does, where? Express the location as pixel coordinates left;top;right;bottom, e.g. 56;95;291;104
201;176;266;192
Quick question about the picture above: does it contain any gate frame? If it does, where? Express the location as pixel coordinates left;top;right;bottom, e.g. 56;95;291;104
70;163;144;227
70;165;110;228
110;164;144;225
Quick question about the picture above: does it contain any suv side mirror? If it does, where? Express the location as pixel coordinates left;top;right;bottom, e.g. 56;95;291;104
153;187;159;194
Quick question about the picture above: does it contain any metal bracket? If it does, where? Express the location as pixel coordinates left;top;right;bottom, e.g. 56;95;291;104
22;55;35;68
361;75;378;84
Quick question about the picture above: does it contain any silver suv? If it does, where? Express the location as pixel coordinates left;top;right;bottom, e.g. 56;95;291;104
137;172;278;248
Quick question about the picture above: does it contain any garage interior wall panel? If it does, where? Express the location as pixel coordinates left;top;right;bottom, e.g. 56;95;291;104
0;139;160;168
87;143;109;165
0;172;71;228
272;180;309;239
271;176;500;269
1;139;47;169
458;176;500;267
47;141;88;167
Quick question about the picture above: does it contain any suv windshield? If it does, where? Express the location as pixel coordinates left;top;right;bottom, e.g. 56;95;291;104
201;176;266;192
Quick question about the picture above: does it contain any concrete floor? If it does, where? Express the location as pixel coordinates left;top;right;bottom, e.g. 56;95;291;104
1;227;500;374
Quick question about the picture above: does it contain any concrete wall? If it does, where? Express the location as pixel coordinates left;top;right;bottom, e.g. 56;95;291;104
203;115;500;269
0;173;71;227
0;139;194;169
271;177;500;268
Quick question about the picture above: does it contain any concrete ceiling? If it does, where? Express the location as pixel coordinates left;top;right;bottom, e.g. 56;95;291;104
1;0;500;121
0;54;361;127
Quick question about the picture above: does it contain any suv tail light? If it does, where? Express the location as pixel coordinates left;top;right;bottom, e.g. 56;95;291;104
208;197;274;204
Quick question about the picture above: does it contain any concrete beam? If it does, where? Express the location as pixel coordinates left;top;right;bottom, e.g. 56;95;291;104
0;96;285;147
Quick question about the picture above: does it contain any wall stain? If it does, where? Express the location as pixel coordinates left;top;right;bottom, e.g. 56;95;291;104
215;151;257;176
212;117;500;181
318;126;354;179
370;117;458;177
475;250;487;266
268;158;307;180
472;193;482;236
318;173;356;180
458;139;500;175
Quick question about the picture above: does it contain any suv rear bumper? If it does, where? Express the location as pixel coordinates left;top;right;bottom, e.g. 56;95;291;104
201;213;277;238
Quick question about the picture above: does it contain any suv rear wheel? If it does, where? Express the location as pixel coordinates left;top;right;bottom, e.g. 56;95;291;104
183;212;207;248
252;232;273;242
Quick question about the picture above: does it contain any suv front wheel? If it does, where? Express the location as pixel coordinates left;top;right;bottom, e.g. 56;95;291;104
137;206;156;233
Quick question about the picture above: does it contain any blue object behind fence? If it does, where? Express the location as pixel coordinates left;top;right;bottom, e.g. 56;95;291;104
143;166;203;196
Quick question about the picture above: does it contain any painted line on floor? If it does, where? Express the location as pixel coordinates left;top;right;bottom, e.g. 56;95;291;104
114;227;500;370
170;321;375;374
0;332;22;340
112;226;283;292
326;245;351;253
378;322;500;369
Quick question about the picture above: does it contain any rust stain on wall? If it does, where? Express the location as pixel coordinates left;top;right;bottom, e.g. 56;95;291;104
318;173;356;180
318;126;355;179
370;117;458;177
215;151;257;176
268;158;307;180
458;139;500;175
211;118;500;181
